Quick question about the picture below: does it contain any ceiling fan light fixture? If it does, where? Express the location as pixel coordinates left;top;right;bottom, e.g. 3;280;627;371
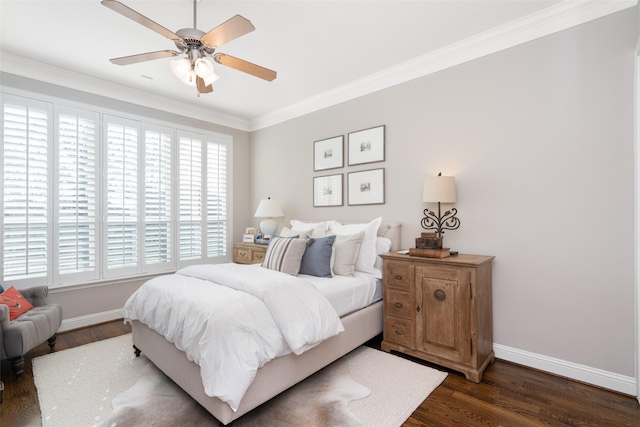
170;57;191;79
203;71;220;86
194;57;214;78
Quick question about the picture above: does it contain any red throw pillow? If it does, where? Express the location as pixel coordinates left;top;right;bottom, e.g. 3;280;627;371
0;286;35;320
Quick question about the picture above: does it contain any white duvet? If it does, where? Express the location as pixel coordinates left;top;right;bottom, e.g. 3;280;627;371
122;263;344;412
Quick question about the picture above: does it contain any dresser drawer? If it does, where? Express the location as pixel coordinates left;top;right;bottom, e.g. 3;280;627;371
235;247;252;263
384;316;413;347
384;261;413;291
251;250;265;263
385;289;413;319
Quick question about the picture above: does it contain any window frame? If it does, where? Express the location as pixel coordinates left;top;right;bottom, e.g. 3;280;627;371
0;88;233;290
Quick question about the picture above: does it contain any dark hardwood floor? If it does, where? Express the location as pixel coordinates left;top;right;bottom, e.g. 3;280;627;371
1;320;639;426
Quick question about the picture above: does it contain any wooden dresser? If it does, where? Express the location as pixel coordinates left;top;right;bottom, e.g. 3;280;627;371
380;252;495;382
232;242;267;264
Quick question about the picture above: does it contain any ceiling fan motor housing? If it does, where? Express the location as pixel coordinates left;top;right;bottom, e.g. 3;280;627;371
175;28;215;56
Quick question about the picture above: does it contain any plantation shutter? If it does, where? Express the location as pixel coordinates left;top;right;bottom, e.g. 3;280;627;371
2;96;51;283
57;107;98;279
178;132;203;261
207;137;227;257
144;126;173;269
104;115;139;275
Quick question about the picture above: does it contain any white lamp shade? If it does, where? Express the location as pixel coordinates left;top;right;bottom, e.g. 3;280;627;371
194;58;214;78
170;58;197;87
423;176;456;203
254;198;284;218
203;71;220;86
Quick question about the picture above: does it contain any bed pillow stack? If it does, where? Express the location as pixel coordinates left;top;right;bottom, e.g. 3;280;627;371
328;217;382;279
262;217;384;279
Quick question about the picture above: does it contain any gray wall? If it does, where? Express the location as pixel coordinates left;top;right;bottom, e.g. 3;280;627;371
0;73;253;321
250;9;638;376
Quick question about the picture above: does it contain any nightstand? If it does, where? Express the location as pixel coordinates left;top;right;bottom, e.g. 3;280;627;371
232;242;267;264
380;252;495;382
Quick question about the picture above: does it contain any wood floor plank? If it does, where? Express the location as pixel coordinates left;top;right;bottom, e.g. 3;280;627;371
1;321;639;426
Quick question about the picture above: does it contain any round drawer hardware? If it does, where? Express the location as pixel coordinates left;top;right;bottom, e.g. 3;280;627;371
395;329;403;335
394;274;403;280
434;289;446;301
394;302;403;308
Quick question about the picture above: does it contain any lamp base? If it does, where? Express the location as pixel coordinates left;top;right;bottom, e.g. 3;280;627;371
260;218;277;238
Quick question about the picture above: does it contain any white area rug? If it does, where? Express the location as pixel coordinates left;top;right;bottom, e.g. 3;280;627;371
33;334;447;427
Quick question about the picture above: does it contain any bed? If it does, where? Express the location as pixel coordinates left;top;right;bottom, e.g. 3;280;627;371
126;220;401;425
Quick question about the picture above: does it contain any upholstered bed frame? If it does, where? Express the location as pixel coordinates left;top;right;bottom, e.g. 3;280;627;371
130;221;401;425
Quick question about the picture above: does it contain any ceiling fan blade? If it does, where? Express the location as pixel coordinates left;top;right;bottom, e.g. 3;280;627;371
213;53;277;81
110;50;179;66
196;77;214;94
201;15;255;48
101;0;182;43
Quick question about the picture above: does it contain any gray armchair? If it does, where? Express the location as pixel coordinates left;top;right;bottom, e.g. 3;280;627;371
0;286;63;377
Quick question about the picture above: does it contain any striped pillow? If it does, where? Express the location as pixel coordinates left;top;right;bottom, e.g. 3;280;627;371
262;236;309;276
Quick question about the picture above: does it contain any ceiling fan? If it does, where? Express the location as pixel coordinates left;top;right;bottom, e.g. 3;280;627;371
101;0;277;96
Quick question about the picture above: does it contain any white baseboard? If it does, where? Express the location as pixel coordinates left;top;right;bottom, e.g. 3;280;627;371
58;309;124;333
494;343;637;396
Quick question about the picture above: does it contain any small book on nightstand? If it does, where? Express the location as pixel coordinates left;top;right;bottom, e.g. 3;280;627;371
409;247;451;258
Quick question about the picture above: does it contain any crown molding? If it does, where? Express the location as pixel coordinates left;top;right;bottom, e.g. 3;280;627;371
249;0;637;131
0;52;251;132
1;1;635;133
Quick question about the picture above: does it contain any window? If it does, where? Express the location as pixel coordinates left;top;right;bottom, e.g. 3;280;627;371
2;95;51;284
144;125;173;270
104;116;139;277
0;92;231;288
177;131;228;266
57;107;99;284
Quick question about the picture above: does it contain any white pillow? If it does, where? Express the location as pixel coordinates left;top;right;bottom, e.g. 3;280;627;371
290;220;329;238
374;236;393;271
331;231;364;277
329;217;382;278
279;226;312;238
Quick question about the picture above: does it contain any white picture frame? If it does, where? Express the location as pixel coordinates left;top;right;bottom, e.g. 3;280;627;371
242;234;255;243
348;168;385;205
314;135;344;171
313;174;343;207
348;125;385;166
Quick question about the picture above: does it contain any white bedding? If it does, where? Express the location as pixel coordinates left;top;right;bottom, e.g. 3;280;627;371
301;271;382;317
122;263;344;412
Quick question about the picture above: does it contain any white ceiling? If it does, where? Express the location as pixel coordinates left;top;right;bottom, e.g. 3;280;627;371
0;1;635;131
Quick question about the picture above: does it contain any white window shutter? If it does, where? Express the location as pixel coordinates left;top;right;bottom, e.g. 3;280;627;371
2;96;50;282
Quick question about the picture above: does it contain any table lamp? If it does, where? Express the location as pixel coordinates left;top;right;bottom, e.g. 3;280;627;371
254;197;284;238
421;173;460;238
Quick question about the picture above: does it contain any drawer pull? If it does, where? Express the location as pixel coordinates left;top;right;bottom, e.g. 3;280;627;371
394;302;403;308
394;274;403;280
395;329;404;335
434;289;446;301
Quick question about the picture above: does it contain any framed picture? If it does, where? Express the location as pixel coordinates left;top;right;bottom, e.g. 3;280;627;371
314;135;344;171
245;227;257;236
348;168;385;206
242;234;255;243
313;174;343;207
348;125;385;166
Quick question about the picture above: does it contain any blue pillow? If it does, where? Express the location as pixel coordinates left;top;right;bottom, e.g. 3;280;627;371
299;235;336;278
